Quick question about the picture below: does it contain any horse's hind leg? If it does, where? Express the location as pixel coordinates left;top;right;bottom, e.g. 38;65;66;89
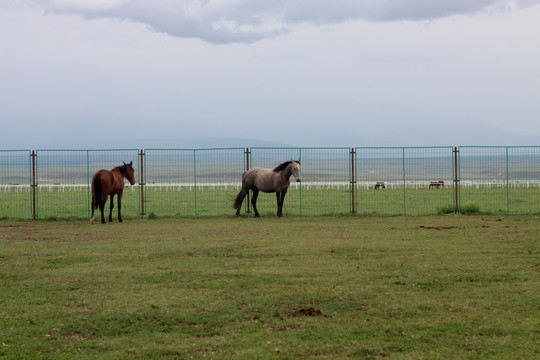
100;194;108;224
108;194;114;222
90;197;96;225
117;192;123;222
251;188;260;217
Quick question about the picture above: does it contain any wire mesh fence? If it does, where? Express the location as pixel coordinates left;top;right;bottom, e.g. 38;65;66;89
0;150;32;219
34;149;141;220
249;147;352;216
458;146;540;215
1;146;539;220
355;147;455;216
247;147;302;216
143;148;245;218
403;147;455;216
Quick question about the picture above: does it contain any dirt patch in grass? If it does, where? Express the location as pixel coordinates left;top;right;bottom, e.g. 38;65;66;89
287;307;324;317
417;225;460;230
272;307;326;320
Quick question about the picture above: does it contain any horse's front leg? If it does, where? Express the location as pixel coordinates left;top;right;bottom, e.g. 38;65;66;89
108;194;115;222
277;188;288;217
276;191;282;217
117;192;123;222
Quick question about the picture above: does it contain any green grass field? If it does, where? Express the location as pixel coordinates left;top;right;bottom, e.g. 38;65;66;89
2;185;540;220
1;216;538;359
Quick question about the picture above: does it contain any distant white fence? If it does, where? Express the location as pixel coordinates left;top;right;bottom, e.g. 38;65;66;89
3;180;540;193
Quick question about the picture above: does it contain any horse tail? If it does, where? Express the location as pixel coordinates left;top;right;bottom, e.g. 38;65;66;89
233;190;245;210
92;173;103;210
233;171;249;210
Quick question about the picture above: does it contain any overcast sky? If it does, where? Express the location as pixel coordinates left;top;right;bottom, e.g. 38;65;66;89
1;0;539;149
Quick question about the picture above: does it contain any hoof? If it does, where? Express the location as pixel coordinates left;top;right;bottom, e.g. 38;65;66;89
90;217;94;225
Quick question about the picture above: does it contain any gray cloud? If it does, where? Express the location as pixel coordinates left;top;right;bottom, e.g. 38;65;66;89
5;0;537;43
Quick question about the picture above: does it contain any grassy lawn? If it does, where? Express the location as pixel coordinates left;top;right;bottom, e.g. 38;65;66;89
1;216;538;359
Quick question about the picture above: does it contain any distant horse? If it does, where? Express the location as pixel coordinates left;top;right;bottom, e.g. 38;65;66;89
90;162;136;224
233;159;301;218
429;180;445;189
374;181;386;190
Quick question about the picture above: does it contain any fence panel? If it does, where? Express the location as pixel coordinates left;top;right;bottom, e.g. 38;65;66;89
298;147;351;216
459;147;509;215
459;146;540;215
0;150;32;219
507;147;540;215
248;148;303;216
87;150;141;220
143;148;245;218
35;149;140;220
195;148;246;217
403;147;455;215
144;149;196;218
248;147;351;216
356;147;407;216
355;147;454;215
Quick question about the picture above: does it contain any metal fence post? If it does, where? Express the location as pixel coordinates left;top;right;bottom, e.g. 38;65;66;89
193;150;197;217
32;150;36;221
505;146;509;215
299;148;302;216
402;147;406;215
86;150;90;220
350;147;355;216
140;149;145;220
454;146;459;214
245;147;250;217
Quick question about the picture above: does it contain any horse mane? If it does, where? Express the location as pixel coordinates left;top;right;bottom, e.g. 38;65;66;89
114;165;128;174
273;160;296;172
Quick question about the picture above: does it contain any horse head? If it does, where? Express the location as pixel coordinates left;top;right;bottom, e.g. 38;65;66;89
123;161;136;185
290;159;301;182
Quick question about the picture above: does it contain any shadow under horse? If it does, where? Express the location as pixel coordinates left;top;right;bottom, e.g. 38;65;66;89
233;159;301;218
90;161;136;224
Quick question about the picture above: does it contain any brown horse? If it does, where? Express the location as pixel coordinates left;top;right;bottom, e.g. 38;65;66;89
233;159;301;218
90;162;136;224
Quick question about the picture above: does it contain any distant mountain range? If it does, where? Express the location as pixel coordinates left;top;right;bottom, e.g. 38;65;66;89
135;137;294;149
5;124;540;150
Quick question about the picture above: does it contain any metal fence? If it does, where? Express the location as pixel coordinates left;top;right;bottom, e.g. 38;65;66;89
250;147;352;216
1;146;539;220
459;146;540;215
33;149;141;220
355;147;456;216
143;148;246;218
0;150;32;219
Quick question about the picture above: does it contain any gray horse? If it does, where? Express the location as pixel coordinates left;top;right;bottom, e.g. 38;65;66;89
233;160;301;217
